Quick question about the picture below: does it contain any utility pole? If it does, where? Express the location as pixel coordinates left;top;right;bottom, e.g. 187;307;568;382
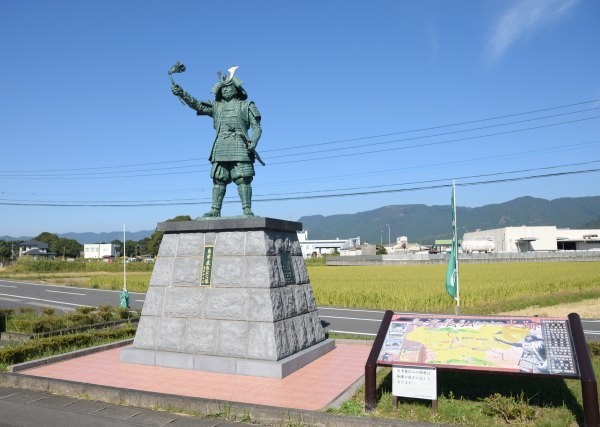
386;224;391;246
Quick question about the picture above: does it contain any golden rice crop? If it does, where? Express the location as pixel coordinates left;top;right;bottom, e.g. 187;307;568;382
307;262;600;314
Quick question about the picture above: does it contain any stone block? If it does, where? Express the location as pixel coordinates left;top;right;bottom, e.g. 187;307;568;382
246;323;277;360
155;351;194;370
292;256;309;284
205;289;247;320
172;257;202;286
270;288;285;322
149;257;173;287
212;256;244;287
156;317;186;352
246;290;275;322
310;311;326;342
163;287;204;318
176;233;204;257
183;318;218;354
303;284;318;311
273;320;290;359
244;231;268;256
204;232;217;245
193;354;236;374
216;321;248;358
120;347;155;365
280;286;297;319
293;315;309;350
214;231;245;256
284;318;300;355
244;256;281;288
292;284;308;315
141;287;165;316
303;313;316;346
157;233;177;257
133;316;159;349
290;238;302;256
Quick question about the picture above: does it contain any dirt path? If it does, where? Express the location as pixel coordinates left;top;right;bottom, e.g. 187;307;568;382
498;298;600;319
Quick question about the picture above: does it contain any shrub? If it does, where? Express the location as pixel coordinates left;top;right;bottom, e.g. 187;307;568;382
0;327;136;366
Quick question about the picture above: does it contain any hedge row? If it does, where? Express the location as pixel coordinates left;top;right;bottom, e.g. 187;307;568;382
0;327;136;366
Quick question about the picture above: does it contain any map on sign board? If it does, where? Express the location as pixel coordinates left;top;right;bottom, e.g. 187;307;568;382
377;314;577;376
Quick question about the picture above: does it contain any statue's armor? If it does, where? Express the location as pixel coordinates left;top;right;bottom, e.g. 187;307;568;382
193;99;261;163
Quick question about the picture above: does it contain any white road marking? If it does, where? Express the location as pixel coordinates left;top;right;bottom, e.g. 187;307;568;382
0;293;91;308
319;307;386;314
45;290;86;296
0;285;17;288
327;330;376;336
320;315;382;322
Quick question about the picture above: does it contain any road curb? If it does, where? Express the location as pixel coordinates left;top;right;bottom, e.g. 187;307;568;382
0;372;442;427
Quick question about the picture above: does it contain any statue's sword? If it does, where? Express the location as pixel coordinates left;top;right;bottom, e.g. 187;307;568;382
228;125;265;166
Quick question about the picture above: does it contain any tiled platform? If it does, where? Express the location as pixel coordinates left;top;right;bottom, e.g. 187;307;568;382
21;342;371;411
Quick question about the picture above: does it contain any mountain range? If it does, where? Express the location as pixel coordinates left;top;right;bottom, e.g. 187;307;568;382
3;196;600;245
297;196;600;244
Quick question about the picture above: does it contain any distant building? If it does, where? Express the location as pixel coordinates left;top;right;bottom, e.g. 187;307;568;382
297;231;360;258
463;226;600;253
18;240;56;259
84;243;121;259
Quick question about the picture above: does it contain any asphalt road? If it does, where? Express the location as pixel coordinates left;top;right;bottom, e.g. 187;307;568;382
0;386;246;427
0;279;599;341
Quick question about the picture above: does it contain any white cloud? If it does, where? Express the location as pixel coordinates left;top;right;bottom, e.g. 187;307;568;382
486;0;579;63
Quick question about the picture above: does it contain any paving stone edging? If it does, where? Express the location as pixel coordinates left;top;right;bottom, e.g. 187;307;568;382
0;372;439;427
3;337;442;426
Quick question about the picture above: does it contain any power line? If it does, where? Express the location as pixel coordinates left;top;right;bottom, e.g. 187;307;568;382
1;99;598;175
2;166;598;207
2;114;598;180
262;98;600;153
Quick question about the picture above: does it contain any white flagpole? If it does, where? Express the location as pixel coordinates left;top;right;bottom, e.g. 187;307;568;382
453;180;460;314
123;224;127;292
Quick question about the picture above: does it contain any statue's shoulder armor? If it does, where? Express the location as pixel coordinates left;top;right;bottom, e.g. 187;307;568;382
248;102;261;120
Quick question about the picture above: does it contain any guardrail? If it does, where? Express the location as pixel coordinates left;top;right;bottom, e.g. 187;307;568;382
327;251;600;265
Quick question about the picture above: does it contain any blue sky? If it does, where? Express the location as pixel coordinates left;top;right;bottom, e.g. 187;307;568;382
1;0;599;237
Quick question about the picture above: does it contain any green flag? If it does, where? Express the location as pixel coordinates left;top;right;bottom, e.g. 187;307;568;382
446;245;457;298
445;182;458;299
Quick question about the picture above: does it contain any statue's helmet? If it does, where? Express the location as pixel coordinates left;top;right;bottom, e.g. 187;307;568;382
211;66;248;101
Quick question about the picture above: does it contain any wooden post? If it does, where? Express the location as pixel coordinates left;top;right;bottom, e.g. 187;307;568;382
365;310;394;411
568;313;599;427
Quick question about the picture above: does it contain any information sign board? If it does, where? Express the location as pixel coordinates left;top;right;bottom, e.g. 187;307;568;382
392;366;437;400
377;314;577;377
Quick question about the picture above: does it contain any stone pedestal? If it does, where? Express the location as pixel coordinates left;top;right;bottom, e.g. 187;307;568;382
121;217;333;378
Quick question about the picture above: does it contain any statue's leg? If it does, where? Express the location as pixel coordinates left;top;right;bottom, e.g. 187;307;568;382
202;181;226;218
235;177;254;217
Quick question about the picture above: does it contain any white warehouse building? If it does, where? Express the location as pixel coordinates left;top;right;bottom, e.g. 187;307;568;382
83;243;121;259
463;226;600;253
297;231;360;258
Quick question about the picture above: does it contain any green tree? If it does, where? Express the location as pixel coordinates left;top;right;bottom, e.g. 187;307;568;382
34;232;60;253
57;237;83;258
0;240;13;261
376;244;388;255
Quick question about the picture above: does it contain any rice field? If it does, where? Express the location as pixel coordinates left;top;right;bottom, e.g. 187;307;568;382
308;262;600;314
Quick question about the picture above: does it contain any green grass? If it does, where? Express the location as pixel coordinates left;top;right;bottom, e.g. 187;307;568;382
330;342;600;426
